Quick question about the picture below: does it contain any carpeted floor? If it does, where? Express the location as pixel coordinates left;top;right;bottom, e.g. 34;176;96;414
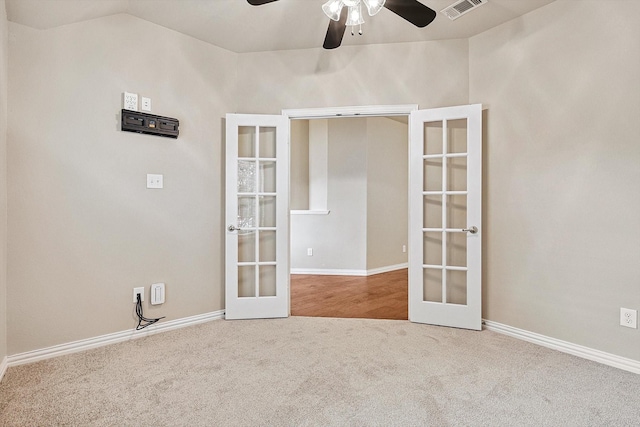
0;317;638;426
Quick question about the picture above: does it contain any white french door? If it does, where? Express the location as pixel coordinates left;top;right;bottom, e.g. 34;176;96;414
225;114;289;320
409;104;482;330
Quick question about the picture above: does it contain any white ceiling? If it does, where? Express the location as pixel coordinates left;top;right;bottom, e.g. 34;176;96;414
5;0;555;53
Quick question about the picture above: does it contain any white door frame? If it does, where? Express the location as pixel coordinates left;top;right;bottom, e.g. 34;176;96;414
283;105;417;308
283;105;419;120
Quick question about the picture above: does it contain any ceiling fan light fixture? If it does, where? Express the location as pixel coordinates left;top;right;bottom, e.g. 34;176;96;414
248;0;437;50
345;4;364;26
322;0;344;21
362;0;385;16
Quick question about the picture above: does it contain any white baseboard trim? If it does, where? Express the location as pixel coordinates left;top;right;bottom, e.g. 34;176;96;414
367;263;408;276
290;268;367;276
483;320;640;375
0;356;7;383
7;310;225;368
291;263;407;277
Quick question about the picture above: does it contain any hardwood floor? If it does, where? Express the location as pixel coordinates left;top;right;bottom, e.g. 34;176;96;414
290;269;408;320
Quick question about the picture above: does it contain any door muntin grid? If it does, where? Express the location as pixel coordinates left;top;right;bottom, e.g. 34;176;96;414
422;119;469;306
236;126;278;299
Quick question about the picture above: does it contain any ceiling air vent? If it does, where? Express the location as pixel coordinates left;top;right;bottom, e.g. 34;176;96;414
441;0;488;21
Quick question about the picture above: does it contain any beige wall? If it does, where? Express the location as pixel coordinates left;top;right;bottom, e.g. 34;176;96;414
0;0;8;362
291;118;368;271
470;0;640;360
289;119;309;210
236;39;469;113
366;117;408;270
7;14;237;354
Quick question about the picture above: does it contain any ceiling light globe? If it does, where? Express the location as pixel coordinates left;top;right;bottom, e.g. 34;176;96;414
345;5;364;26
363;0;385;16
322;0;344;21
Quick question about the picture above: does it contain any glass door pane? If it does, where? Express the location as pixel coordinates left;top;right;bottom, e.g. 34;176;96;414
422;118;470;306
236;125;279;300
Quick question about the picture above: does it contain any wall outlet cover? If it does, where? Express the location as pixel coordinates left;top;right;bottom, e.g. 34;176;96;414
141;97;151;112
133;287;144;303
620;308;637;329
147;174;163;189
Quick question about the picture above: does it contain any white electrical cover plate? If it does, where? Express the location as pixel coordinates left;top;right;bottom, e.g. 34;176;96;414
133;287;144;303
147;174;163;189
151;283;165;305
123;92;138;111
141;97;151;112
620;308;638;328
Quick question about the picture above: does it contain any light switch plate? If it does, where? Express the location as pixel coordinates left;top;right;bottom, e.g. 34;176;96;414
123;92;138;111
147;174;163;189
151;283;165;305
141;97;151;112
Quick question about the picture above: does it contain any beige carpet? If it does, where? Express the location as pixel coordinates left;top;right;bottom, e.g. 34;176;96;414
1;317;638;426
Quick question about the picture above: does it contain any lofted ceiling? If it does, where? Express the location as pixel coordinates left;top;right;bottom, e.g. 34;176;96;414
5;0;555;53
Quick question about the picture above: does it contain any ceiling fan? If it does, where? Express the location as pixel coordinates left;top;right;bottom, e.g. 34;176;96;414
247;0;437;49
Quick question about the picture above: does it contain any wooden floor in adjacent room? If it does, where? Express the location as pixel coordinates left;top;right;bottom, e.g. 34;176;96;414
290;269;408;320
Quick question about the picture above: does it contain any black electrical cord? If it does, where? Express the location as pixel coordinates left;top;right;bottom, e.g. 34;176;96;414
135;293;165;330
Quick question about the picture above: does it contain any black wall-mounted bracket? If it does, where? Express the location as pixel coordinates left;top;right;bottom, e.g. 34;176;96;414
121;109;179;139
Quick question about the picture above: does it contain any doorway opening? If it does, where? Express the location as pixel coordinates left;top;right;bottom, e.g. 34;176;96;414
285;107;415;321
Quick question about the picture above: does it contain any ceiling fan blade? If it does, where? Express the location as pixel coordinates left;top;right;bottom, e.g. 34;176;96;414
323;7;348;49
384;0;437;28
247;0;279;5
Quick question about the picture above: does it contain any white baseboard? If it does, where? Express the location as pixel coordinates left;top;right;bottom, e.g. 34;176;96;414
483;320;640;375
291;268;368;276
0;356;7;383
291;263;407;277
7;310;225;368
367;263;408;276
